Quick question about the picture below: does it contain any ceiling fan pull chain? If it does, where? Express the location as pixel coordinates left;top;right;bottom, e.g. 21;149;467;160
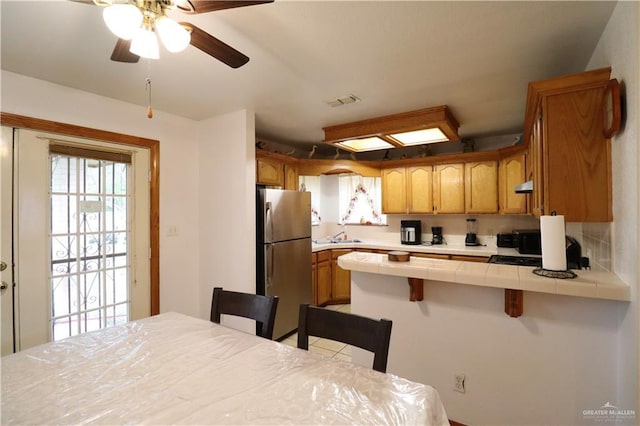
145;77;153;119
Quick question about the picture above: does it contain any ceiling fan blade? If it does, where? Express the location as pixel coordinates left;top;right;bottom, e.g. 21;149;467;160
181;1;273;14
181;22;249;68
111;39;140;63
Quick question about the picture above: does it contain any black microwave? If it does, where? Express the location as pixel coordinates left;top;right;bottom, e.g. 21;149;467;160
513;229;542;255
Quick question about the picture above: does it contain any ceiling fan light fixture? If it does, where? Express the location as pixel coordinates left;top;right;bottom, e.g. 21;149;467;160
130;26;160;59
102;4;143;40
156;16;191;53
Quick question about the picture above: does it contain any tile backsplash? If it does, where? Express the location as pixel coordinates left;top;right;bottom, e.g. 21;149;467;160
569;222;612;271
313;215;612;271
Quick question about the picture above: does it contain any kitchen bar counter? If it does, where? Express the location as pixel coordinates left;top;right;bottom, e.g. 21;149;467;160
337;252;630;305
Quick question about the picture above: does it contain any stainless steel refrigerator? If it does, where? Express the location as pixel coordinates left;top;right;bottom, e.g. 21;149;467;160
256;188;312;340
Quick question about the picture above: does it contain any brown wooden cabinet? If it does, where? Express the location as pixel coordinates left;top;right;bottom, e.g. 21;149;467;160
315;251;332;306
284;164;298;190
433;163;465;214
450;255;490;263
465;161;498;214
331;249;352;302
499;152;528;214
381;166;433;214
407;165;433;213
381;167;407;213
256;157;284;187
312;249;350;306
410;252;450;260
524;68;613;222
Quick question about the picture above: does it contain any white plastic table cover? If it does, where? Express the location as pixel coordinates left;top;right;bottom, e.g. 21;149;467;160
1;312;449;425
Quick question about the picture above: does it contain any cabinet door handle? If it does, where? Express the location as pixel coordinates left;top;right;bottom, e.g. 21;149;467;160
0;282;8;291
0;261;6;271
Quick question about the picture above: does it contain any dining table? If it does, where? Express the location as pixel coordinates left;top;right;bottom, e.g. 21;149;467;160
1;311;449;425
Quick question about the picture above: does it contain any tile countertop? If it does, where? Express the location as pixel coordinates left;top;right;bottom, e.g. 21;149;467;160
312;239;522;257
337;251;630;302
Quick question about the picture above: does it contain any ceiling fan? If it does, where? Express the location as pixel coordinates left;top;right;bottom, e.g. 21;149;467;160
77;0;273;68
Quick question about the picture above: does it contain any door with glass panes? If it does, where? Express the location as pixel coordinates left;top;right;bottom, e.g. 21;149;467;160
3;128;150;352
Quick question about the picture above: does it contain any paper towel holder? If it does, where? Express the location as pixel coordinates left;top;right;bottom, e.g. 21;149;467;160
533;268;577;279
535;210;577;279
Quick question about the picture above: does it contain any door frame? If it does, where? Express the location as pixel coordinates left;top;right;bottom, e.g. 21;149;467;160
0;113;160;315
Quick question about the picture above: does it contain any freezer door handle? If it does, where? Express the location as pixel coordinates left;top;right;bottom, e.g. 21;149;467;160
266;243;274;287
265;201;273;243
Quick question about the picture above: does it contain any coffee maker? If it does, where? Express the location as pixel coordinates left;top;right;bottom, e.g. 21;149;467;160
431;226;443;245
400;220;421;245
465;218;480;246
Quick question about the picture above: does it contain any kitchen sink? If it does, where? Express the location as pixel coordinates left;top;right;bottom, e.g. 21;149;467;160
313;238;362;244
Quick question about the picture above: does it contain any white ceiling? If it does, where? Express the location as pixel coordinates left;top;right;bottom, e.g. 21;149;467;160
1;1;615;156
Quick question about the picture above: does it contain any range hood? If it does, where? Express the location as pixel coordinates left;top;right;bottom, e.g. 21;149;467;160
514;180;533;194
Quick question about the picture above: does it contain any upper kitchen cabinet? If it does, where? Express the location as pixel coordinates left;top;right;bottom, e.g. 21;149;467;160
381;167;406;213
407;166;434;213
381;166;433;214
465;161;498;214
256;151;299;189
523;68;613;222
499;152;528;214
256;156;284;187
433;163;465;214
284;164;298;190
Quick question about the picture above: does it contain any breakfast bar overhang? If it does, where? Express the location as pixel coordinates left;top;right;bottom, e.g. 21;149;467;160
337;252;630;318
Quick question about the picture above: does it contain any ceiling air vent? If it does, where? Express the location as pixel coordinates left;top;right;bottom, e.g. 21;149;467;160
326;94;361;107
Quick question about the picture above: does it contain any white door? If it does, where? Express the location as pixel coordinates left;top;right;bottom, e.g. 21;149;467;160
1;127;15;355
6;128;150;351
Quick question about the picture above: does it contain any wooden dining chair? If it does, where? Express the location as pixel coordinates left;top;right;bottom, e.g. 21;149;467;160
297;304;393;373
210;287;279;339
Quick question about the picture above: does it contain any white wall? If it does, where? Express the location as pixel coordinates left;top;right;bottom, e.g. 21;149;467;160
351;272;624;425
197;110;256;331
1;70;203;317
587;0;639;413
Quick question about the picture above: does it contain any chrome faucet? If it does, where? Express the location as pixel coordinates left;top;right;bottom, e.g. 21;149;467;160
331;231;345;241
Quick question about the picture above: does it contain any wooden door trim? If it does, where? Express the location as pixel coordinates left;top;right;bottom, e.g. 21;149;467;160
0;112;160;315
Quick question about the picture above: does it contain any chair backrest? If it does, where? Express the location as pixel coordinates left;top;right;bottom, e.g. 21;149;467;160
210;287;279;339
297;304;392;373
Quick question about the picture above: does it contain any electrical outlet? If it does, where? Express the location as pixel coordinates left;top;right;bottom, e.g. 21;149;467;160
454;374;466;393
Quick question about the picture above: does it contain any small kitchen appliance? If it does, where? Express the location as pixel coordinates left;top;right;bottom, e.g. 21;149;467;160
465;218;480;246
513;229;542;254
496;233;515;248
431;226;443;245
400;220;422;245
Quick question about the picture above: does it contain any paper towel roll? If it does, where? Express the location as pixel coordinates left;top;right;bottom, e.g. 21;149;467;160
540;215;567;271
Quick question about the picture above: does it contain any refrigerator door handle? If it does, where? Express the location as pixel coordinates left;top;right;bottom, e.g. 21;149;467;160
266;243;274;286
265;201;273;243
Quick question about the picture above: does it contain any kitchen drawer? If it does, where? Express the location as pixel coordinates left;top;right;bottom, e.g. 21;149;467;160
316;250;331;262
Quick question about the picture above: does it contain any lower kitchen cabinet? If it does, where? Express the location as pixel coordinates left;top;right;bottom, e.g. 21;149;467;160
410;252;450;260
450;255;490;263
331;249;352;303
312;249;351;305
315;251;332;306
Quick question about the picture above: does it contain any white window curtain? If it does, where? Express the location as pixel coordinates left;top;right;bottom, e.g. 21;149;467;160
338;175;385;224
299;176;322;224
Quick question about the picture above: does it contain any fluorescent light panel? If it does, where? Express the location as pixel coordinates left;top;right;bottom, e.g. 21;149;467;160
337;137;394;152
389;128;449;145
